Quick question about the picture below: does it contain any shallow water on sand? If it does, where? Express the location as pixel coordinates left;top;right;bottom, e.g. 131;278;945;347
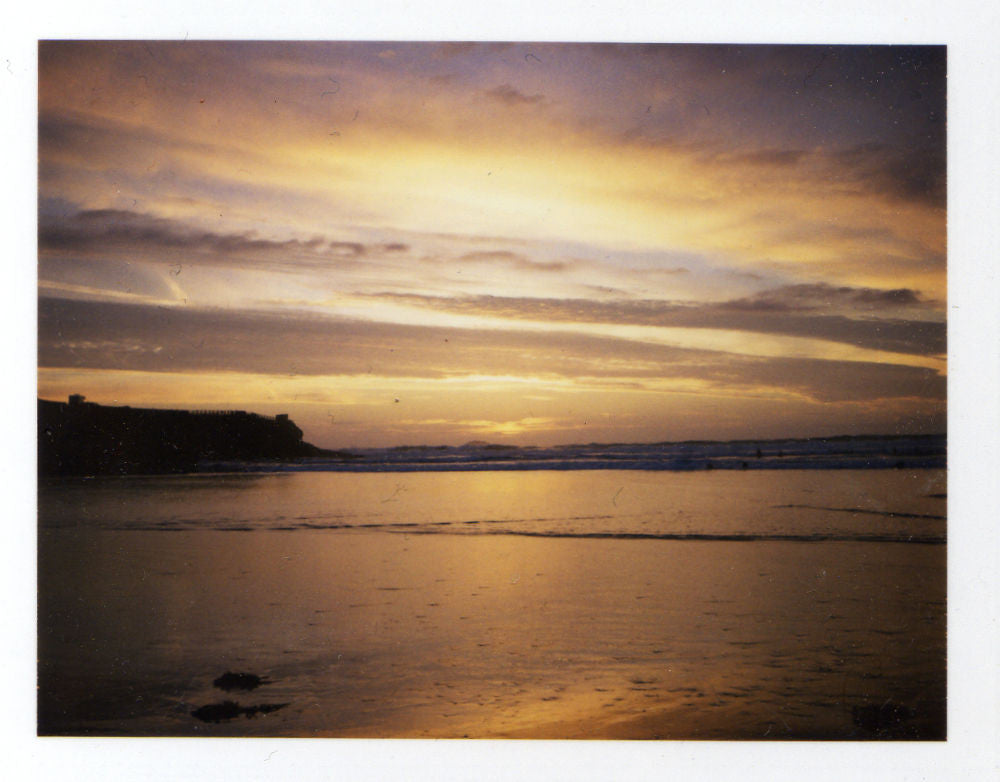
38;469;945;738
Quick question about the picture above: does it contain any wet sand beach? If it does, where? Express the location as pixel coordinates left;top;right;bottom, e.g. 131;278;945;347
38;470;945;739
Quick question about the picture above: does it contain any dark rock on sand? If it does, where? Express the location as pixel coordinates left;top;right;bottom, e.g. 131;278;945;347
192;701;243;723
213;671;272;691
191;671;286;723
191;700;289;723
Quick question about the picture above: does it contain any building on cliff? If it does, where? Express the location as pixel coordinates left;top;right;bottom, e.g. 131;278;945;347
38;395;324;476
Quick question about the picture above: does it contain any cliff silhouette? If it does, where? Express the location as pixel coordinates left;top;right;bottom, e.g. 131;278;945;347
38;395;328;476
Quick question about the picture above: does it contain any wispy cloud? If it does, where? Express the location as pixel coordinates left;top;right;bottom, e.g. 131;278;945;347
39;297;944;406
363;287;945;356
833;142;946;208
39;207;408;271
455;250;569;272
485;84;546;106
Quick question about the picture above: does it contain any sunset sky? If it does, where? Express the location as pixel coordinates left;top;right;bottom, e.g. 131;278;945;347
37;41;946;448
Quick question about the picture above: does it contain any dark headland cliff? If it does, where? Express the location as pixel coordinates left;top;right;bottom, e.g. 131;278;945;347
39;395;330;476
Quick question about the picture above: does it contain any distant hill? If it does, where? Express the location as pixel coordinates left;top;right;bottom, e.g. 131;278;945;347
38;395;329;476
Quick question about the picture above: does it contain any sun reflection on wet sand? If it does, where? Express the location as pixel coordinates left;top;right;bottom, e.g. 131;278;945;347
39;469;945;739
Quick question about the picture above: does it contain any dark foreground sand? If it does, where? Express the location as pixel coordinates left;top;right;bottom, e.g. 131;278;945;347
38;527;945;739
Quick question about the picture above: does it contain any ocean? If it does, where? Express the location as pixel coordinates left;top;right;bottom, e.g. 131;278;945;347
37;440;946;739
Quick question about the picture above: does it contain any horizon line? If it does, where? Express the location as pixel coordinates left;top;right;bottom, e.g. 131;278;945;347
37;394;945;452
